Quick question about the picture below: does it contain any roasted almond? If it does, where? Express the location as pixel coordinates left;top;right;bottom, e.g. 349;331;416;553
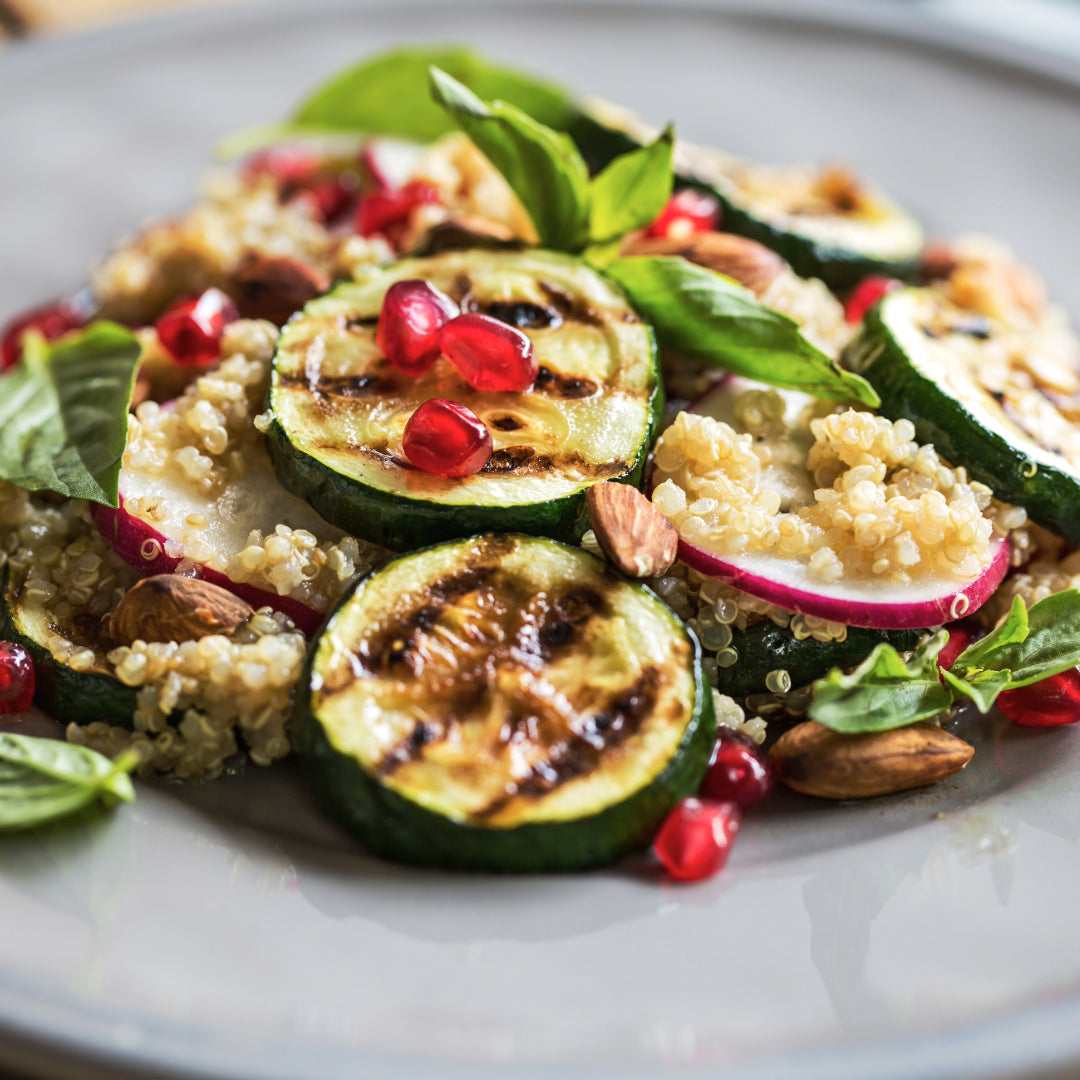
110;575;256;646
769;720;974;800
230;253;331;326
586;481;678;579
622;232;786;297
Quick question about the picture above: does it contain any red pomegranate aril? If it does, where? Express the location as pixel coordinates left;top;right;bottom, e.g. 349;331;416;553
645;189;721;240
402;399;493;477
0;641;35;714
440;313;538;393
241;145;318;187
156;288;239;367
1;294;93;371
844;275;903;324
356;180;441;245
699;730;773;808
377;280;459;376
652;797;742;882
998;669;1080;728
299;176;356;226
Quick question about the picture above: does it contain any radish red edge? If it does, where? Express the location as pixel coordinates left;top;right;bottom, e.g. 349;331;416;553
90;500;326;637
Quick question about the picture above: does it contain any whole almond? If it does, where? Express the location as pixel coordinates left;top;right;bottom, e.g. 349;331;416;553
769;720;974;800
622;232;786;297
230;253;330;325
586;482;678;578
110;575;256;646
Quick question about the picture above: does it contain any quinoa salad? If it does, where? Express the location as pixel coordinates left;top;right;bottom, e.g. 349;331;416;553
2;47;1080;878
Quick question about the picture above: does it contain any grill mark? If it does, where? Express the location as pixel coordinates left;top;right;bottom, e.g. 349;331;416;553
533;365;598;399
475;666;664;818
484;300;562;330
491;415;524;431
346;315;379;329
538;281;608;327
278;371;398;399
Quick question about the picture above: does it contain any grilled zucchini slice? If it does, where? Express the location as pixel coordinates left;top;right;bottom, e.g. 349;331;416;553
297;533;715;872
845;287;1080;542
267;250;660;550
569;108;923;289
0;566;136;727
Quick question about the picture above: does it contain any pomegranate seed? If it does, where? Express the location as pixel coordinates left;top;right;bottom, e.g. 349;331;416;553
356;180;441;246
937;626;976;674
998;669;1080;728
699;730;773;808
402;399;493;477
377;280;459;376
844;276;903;324
1;293;93;371
0;641;35;713
645;189;721;240
156;288;239;367
652;797;741;882
298;177;356;226
440;313;538;393
241;145;317;187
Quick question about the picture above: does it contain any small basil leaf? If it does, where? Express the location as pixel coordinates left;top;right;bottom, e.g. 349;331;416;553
951;595;1028;676
429;66;591;252
0;735;136;832
604;255;880;406
588;125;673;245
0;323;141;507
964;589;1080;689
941;667;1013;714
808;633;952;733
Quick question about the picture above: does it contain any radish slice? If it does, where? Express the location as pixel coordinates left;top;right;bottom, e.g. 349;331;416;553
677;534;1010;629
91;447;370;636
654;378;1012;629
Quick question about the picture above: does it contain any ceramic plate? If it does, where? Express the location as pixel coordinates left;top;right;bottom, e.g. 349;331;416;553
2;2;1080;1078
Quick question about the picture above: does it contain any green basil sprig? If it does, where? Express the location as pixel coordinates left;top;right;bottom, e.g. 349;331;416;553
219;46;575;158
808;590;1080;733
429;67;672;256
0;734;137;831
605;256;880;406
0;323;141;507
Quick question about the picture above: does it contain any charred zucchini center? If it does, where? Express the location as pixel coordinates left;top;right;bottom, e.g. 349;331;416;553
309;536;696;827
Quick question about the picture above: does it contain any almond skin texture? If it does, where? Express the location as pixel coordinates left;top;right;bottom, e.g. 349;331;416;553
586;482;678;578
622;233;786;297
110;575;256;646
769;720;974;800
230;253;331;326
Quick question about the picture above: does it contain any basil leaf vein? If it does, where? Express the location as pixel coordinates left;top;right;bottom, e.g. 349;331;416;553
604;255;880;406
0;323;141;507
429;66;591;252
0;734;136;832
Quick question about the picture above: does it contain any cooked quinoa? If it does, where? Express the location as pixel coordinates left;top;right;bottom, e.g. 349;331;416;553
652;389;1026;587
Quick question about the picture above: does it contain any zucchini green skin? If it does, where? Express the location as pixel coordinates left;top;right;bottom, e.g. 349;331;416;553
0;569;136;728
568;112;922;290
845;290;1080;543
266;404;657;553
717;622;922;698
296;535;716;873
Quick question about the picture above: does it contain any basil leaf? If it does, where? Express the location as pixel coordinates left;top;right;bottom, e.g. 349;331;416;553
0;323;141;507
588;126;673;245
959;590;1080;689
0;734;136;832
941;667;1013;714
950;595;1028;675
604;256;880;406
808;633;952;733
429;67;591;252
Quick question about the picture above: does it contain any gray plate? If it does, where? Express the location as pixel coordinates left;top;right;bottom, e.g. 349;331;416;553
2;3;1080;1079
